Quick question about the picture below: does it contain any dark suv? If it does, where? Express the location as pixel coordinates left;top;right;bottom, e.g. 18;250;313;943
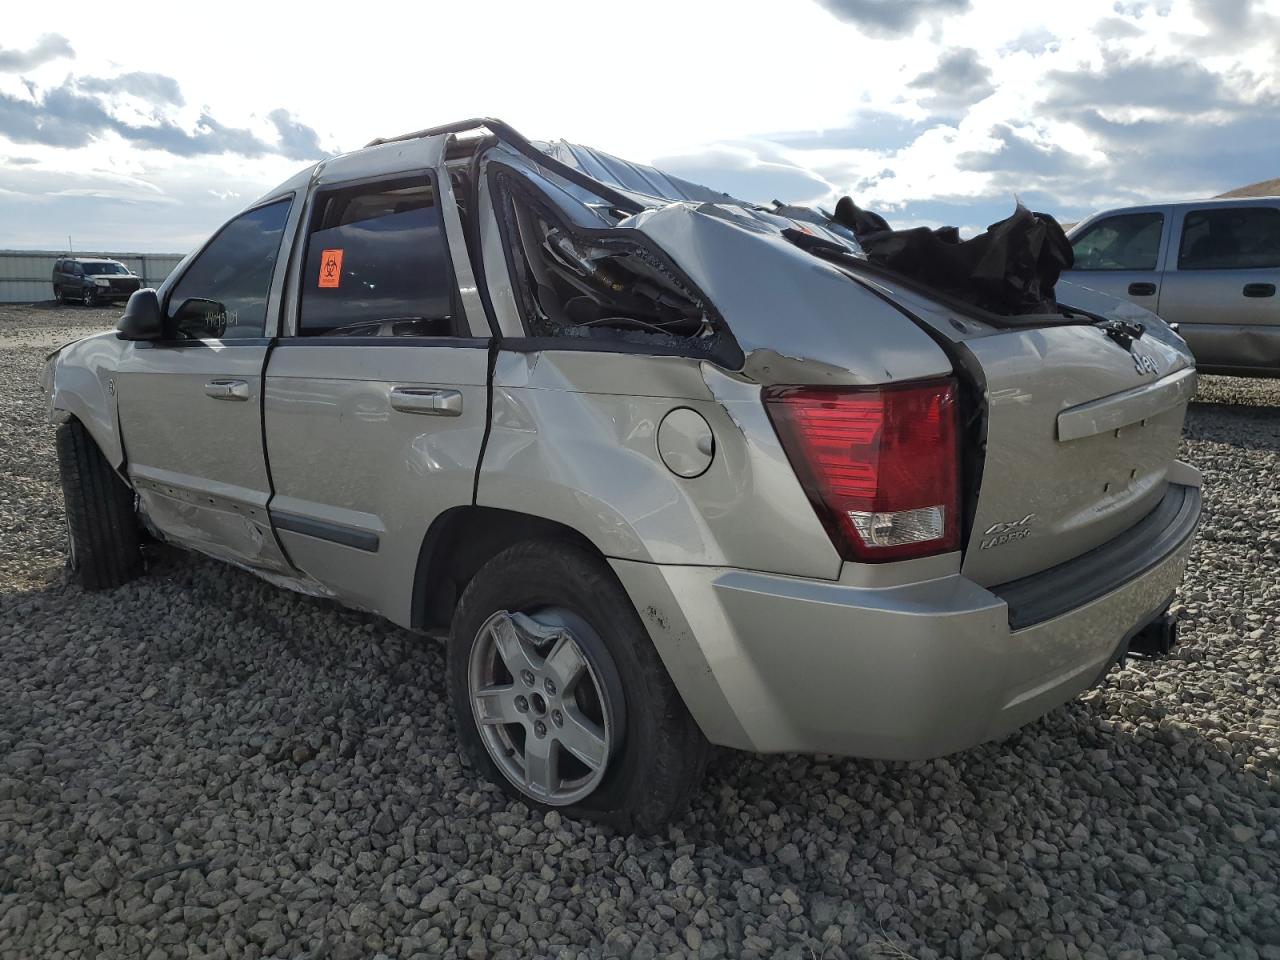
52;257;143;307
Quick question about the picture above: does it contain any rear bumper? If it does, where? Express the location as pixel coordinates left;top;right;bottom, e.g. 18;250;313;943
611;475;1201;759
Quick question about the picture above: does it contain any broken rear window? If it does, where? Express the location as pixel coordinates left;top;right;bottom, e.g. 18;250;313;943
490;169;738;364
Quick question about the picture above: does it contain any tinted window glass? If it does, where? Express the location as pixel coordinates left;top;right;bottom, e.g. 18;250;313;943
83;261;128;275
167;198;292;339
1070;212;1164;271
298;178;457;337
1178;207;1280;270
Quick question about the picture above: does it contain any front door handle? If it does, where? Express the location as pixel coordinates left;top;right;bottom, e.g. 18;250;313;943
205;379;250;401
1128;282;1157;297
389;387;463;417
1243;282;1276;298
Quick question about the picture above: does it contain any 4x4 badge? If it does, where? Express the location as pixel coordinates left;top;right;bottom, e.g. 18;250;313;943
980;514;1036;549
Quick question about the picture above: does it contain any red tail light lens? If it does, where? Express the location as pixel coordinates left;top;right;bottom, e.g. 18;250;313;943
764;379;960;563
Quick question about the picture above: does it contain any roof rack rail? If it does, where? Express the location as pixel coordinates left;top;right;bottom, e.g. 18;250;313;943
366;117;645;215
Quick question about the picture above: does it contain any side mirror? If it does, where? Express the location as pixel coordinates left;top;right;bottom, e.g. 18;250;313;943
172;298;229;338
117;288;163;341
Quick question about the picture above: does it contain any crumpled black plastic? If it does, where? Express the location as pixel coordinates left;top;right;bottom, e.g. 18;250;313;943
832;197;1074;315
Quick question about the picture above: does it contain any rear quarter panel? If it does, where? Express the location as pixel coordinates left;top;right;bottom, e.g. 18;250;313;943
477;350;844;579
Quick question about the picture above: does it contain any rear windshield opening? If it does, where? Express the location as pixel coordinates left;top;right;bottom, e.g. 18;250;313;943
492;169;736;359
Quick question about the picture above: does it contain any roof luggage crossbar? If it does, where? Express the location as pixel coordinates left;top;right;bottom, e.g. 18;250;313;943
366;117;646;215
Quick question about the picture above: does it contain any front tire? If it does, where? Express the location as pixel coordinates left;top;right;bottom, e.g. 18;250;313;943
447;541;709;832
55;419;141;589
82;286;97;307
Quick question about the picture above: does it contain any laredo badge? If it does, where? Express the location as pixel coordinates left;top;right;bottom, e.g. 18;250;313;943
980;514;1037;549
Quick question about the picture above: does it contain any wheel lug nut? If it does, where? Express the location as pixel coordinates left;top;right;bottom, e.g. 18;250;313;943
551;709;563;727
544;678;556;695
521;670;535;686
534;720;547;737
515;696;529;713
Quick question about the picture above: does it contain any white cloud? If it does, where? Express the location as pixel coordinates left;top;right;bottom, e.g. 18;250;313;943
1;0;1277;248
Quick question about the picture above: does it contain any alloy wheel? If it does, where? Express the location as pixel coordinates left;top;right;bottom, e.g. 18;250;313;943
467;609;616;805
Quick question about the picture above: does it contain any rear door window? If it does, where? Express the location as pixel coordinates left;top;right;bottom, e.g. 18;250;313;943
298;177;459;337
1177;207;1280;270
1070;212;1164;271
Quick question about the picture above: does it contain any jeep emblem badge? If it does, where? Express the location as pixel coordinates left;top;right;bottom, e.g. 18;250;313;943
1133;353;1159;376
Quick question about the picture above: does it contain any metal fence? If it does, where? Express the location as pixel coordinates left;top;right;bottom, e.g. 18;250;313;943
0;250;186;303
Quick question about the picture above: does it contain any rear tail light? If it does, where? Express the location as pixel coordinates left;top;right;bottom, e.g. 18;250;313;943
764;379;960;563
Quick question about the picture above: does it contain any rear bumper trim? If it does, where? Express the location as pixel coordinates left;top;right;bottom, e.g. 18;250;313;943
991;482;1200;630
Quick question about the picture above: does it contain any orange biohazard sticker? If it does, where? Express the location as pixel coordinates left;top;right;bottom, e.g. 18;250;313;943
318;249;343;288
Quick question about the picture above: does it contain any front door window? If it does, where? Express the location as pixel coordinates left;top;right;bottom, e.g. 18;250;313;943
1070;212;1164;271
167;199;292;339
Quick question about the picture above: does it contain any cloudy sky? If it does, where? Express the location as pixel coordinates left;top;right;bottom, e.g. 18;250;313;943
2;0;1277;252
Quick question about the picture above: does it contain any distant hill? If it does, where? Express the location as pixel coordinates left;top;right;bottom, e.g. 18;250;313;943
1216;177;1280;198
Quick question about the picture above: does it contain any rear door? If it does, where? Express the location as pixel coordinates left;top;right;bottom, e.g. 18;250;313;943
1156;203;1280;371
115;196;299;573
67;262;85;300
1061;208;1169;313
263;137;492;626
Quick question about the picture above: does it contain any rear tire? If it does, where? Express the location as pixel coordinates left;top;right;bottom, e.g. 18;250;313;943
53;286;64;305
56;419;141;590
447;540;709;832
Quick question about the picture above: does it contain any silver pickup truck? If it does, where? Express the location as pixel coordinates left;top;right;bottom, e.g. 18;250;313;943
1063;197;1280;376
42;119;1202;830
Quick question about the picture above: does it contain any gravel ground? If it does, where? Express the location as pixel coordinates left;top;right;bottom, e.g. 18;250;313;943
1;304;1278;960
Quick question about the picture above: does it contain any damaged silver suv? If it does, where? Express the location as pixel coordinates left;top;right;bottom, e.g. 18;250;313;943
42;119;1201;830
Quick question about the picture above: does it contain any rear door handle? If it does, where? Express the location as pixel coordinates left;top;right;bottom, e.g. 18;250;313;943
1243;282;1276;298
1128;282;1157;296
205;379;250;401
389;387;463;417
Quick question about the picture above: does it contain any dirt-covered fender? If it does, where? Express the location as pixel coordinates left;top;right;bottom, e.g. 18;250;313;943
40;331;128;469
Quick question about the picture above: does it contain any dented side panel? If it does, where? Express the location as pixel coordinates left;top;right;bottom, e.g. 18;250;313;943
628;204;954;385
476;351;842;578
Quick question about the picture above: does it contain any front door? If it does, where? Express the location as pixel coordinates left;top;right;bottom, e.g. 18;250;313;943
1062;207;1169;313
263;138;493;625
115;197;299;573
